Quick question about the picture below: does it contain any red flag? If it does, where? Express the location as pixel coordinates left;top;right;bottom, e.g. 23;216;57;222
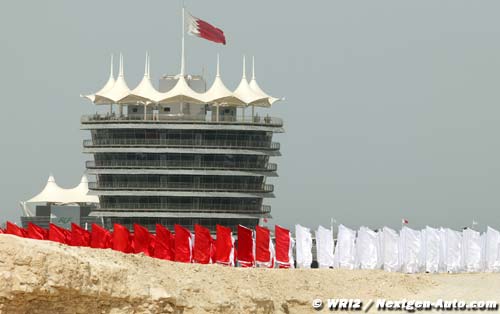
275;225;293;268
174;224;192;263
186;11;226;45
70;223;90;247
5;221;26;237
49;223;70;244
63;228;72;244
237;225;254;267
210;236;216;263
112;223;132;253
154;224;174;261
90;224;112;249
27;223;48;240
402;218;409;225
149;233;156;255
133;224;152;256
255;225;274;267
193;224;213;264
214;224;234;266
170;233;176;257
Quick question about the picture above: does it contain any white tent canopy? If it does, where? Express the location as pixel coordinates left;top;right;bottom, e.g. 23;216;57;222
157;74;206;104
94;53;131;104
82;54;115;104
249;56;281;107
203;55;245;106
118;52;163;104
82;53;282;108
233;56;268;106
26;174;98;205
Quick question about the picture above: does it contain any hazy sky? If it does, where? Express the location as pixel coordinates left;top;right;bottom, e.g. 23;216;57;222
1;1;500;231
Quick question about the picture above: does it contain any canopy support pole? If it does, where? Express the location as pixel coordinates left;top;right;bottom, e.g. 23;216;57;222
252;105;255;121
119;104;123;117
216;103;220;122
242;107;245;121
109;104;113;114
144;103;147;120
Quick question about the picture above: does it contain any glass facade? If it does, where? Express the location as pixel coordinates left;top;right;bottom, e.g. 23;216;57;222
83;116;282;232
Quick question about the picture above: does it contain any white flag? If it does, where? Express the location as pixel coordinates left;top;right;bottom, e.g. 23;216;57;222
315;225;334;268
295;224;312;269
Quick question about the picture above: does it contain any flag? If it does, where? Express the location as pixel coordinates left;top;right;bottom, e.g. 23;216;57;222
315;225;334;268
154;224;174;261
70;223;90;247
112;223;132;253
255;225;274;268
133;224;153;256
237;225;254;267
275;225;294;268
90;223;112;249
295;224;313;269
49;223;69;244
402;219;409;225
149;233;157;255
5;221;26;237
210;236;217;263
193;224;213;264
62;228;72;244
174;224;192;263
185;11;226;45
27;223;48;240
214;224;234;265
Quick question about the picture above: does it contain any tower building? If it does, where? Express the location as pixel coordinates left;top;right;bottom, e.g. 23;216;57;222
82;52;284;232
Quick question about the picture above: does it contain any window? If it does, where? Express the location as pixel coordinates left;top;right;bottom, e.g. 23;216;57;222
132;108;138;113
163;107;171;112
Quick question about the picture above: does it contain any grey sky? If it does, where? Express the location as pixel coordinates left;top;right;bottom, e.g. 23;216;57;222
1;1;500;231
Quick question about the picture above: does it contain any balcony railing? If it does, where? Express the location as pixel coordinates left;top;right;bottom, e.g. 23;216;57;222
86;160;277;172
81;113;283;127
83;138;280;150
89;182;274;193
97;203;271;213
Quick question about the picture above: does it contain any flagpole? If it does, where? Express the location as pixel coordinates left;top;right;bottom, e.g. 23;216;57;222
181;6;185;76
180;5;185;115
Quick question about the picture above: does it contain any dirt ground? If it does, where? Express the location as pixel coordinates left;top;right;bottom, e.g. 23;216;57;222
0;234;498;314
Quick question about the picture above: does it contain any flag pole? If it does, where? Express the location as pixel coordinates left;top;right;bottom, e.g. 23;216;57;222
181;6;185;76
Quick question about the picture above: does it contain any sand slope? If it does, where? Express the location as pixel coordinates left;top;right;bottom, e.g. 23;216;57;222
0;234;498;313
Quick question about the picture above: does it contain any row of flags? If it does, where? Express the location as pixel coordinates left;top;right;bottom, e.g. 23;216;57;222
4;222;498;272
0;222;294;268
333;225;500;273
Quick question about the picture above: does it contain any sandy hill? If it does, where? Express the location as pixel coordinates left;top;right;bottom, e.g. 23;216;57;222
0;234;499;313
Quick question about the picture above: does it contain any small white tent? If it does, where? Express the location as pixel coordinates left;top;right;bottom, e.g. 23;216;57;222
26;174;98;206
